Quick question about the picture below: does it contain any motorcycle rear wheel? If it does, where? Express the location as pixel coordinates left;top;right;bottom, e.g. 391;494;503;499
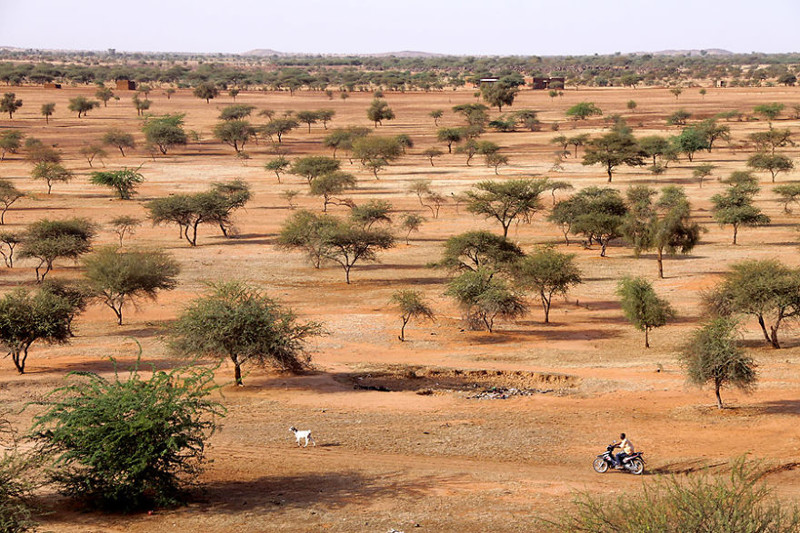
593;457;609;473
629;458;644;475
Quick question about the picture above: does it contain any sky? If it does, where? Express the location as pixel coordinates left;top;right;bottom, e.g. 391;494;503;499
0;0;798;56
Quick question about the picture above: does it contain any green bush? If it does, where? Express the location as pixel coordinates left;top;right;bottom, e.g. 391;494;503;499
549;459;800;532
0;417;37;533
32;359;224;512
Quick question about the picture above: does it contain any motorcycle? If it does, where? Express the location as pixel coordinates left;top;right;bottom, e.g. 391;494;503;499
593;442;645;475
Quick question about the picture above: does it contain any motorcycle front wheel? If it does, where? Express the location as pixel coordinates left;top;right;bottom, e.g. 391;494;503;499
593;457;609;473
629;458;644;475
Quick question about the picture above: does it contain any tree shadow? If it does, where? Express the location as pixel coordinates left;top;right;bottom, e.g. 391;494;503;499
756;399;800;415
194;471;450;513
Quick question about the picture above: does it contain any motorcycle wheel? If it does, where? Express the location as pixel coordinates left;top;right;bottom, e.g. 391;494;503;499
629;459;644;475
593;457;609;473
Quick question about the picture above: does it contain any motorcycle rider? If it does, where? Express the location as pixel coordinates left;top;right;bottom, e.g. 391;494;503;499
612;433;634;469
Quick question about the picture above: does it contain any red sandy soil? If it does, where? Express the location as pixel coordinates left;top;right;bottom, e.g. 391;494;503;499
1;83;800;531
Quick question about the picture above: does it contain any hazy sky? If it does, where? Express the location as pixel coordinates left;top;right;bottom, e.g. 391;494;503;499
0;0;798;56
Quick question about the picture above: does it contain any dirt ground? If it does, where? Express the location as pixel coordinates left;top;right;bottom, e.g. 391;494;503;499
2;83;800;532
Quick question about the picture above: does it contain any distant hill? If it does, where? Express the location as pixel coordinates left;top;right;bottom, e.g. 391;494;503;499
635;49;734;57
241;49;445;58
242;49;287;57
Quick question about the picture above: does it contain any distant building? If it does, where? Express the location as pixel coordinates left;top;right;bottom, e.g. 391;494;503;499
478;77;500;87
43;83;61;89
116;80;136;91
531;77;566;90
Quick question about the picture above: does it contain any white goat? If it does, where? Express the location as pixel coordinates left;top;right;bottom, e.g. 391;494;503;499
289;426;315;447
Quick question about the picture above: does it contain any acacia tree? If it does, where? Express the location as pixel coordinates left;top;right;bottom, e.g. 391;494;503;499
753;103;784;126
320;220;394;283
429;109;444;126
481;81;518;112
109;215;141;246
672;127;709;162
407;179;446;218
582;130;645;181
437;127;463;153
623;186;702;278
0;287;73;373
309;171;356;212
41;102;55;124
749;128;792;156
711;172;770;244
31;162;73;194
0;231;21;267
565;101;602;121
68;96;100;118
774;184;800;213
514;246;582;324
83;247;180;325
142;114;188;154
278;212;394;283
400;213;425;244
390;289;435;341
278;210;338;268
264;155;290;183
193;82;219;103
316;109;335;129
0;130;24;160
349;200;392;229
95;86;114;107
0;93;22;119
261;117;299;143
291;156;341;185
351;136;403;178
679;318;755;409
703;259;800;349
102;129;136;156
213;120;255;153
218;104;255;121
445;268;527;333
465;179;547;238
295;110;319;133
366;98;395;127
89;168;145;199
438;231;524;273
422;147;444;166
0;179;23;224
19;218;96;281
555;187;628;256
617;276;675;348
747;153;794;182
693;163;715;188
79;144;107;168
171;281;324;385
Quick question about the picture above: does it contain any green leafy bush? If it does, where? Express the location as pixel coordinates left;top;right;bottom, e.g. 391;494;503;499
32;359;224;512
550;459;800;532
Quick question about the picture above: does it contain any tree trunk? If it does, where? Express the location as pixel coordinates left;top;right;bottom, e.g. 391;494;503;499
732;224;738;245
606;165;613;182
769;325;781;349
657;248;664;279
715;379;723;409
502;222;510;239
541;291;550;324
757;315;772;344
400;316;409;341
645;327;650;348
600;239;608;257
110;303;124;326
344;265;351;284
233;358;243;386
